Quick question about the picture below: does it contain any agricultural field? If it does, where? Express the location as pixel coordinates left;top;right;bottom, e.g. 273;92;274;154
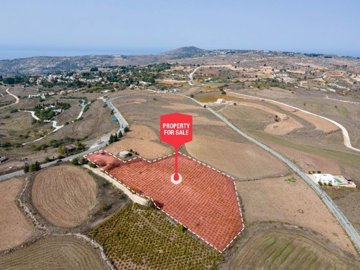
112;92;289;181
1;48;360;269
186;135;289;180
105;124;172;159
236;176;356;255
111;92;245;143
86;151;243;251
32;165;97;227
0;236;107;270
239;87;360;148
89;204;223;270
222;225;360;270
0;177;33;251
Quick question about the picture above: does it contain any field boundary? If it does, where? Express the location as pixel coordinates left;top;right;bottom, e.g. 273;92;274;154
85;150;244;252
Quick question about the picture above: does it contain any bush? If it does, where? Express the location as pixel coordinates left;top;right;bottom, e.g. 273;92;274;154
71;158;79;165
90;163;97;168
28;161;41;172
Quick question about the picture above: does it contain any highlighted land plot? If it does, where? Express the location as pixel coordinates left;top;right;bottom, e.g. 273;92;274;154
85;151;244;251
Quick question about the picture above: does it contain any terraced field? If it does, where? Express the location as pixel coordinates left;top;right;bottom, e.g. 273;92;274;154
0;236;107;270
89;204;223;270
228;230;360;270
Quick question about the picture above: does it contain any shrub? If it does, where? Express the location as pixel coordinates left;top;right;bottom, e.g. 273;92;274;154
90;163;97;168
71;158;79;165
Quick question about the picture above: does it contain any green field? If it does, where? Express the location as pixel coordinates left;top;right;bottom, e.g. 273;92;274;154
89;204;223;270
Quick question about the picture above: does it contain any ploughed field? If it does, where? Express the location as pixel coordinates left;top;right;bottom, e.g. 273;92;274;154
227;230;360;270
32;165;97;227
0;177;33;251
0;236;107;270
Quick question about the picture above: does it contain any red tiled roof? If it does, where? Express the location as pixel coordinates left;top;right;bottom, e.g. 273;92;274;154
86;151;244;251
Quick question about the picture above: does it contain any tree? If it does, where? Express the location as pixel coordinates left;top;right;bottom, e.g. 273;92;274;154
58;145;66;155
71;158;79;165
108;134;115;144
29;161;41;172
24;164;29;173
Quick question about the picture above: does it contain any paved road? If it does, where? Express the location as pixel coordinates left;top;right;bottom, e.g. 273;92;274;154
106;96;129;134
0;96;128;182
186;94;360;254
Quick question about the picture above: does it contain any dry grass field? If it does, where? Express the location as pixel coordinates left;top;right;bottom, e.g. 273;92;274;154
106;138;172;160
113;93;248;144
324;187;360;233
221;103;303;135
186;135;289;180
0;178;33;251
46;99;117;142
224;228;360;270
0;236;107;270
269;143;342;174
32;165;97;227
236;176;356;255
0;110;52;145
106;124;172;159
228;92;339;133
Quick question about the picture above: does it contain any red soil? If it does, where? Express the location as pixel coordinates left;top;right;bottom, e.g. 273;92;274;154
86;151;243;252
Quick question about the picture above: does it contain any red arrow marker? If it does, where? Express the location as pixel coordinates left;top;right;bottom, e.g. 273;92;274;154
160;113;192;184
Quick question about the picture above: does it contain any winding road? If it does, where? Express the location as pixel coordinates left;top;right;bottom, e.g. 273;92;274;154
229;91;360;153
0;96;128;182
187;67;360;253
188;66;200;86
0;88;19;110
1;69;359;253
189;65;360;153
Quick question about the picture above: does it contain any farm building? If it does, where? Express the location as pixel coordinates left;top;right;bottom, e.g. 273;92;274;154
0;156;8;164
309;173;356;188
118;150;132;158
65;144;77;154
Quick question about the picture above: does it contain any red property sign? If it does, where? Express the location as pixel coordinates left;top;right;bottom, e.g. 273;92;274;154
160;113;192;184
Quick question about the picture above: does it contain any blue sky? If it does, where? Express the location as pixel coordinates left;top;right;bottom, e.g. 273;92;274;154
1;0;359;59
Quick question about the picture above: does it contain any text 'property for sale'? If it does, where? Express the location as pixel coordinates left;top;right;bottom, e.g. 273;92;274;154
162;123;191;136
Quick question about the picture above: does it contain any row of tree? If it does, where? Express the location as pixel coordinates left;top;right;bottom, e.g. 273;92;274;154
24;161;41;173
108;132;123;144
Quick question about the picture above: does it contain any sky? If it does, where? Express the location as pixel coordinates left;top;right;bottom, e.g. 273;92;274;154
0;0;359;59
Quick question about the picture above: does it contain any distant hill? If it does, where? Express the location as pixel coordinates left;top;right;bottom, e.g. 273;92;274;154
161;46;209;58
0;46;211;75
